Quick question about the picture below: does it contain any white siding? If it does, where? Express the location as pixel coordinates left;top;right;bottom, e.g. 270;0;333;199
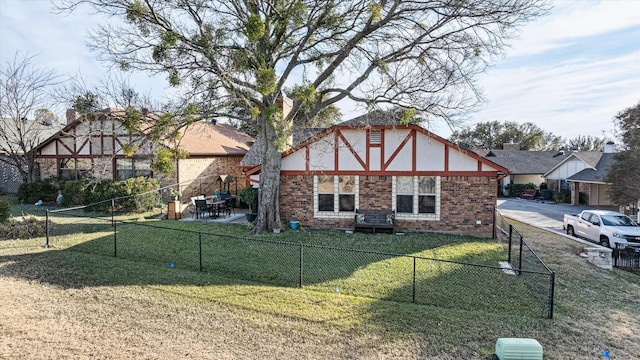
547;158;590;180
448;147;478;171
39;142;56;156
308;134;334;171
338;137;364;170
385;140;412;171
281;148;306;171
369;147;381;171
416;135;445;171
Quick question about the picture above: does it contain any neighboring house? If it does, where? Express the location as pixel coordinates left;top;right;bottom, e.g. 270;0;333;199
477;147;570;196
0;117;63;193
543;142;617;206
242;111;509;236
34;109;254;202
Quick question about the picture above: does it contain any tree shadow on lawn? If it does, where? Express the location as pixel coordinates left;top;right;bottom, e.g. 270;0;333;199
0;225;550;359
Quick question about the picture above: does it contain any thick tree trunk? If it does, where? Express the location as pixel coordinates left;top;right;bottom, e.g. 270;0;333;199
252;120;282;233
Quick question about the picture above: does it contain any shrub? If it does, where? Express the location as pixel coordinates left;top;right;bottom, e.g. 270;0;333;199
238;186;259;213
0;199;10;223
61;180;88;206
60;177;160;213
17;178;59;204
555;190;571;203
505;183;537;198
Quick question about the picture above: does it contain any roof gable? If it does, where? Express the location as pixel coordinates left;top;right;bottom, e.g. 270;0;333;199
543;151;603;177
567;153;615;184
242;112;509;176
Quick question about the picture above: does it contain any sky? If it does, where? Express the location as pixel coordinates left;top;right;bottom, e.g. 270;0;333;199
1;0;639;141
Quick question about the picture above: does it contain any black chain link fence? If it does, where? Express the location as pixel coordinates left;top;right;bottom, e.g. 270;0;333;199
43;203;555;318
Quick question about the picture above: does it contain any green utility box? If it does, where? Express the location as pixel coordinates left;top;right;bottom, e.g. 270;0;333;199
495;338;543;360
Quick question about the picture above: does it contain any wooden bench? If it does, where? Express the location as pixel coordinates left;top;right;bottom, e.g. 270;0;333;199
521;188;537;200
354;208;396;234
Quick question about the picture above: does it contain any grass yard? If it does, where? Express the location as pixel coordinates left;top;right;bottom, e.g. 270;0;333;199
1;203;639;359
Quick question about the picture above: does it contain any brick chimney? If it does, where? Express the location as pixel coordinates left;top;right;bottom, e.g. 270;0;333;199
275;92;294;149
66;109;78;123
502;141;520;150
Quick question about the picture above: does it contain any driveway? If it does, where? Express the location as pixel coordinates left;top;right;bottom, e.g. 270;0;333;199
496;198;617;234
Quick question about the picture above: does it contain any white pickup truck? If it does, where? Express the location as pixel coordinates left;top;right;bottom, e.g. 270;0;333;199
563;210;640;249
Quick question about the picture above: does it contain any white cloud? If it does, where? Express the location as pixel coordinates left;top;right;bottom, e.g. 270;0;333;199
509;0;640;57
2;0;638;142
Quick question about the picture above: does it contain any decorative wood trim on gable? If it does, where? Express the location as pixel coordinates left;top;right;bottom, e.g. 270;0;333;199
271;123;510;178
337;130;366;170
383;128;414;172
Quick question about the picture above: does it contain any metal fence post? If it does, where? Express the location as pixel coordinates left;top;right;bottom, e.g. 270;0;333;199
508;224;513;264
412;257;417;303
548;271;555;319
518;235;524;275
299;243;304;288
199;233;203;272
113;220;117;257
492;207;496;239
44;210;50;248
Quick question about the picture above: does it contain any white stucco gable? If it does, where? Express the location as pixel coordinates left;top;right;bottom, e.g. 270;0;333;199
279;124;507;176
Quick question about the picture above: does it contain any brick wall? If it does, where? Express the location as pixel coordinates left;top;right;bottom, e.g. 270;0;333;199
177;155;245;199
279;175;498;237
39;158;57;179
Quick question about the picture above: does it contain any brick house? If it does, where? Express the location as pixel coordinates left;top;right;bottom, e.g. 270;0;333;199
242;111;509;237
34;108;254;201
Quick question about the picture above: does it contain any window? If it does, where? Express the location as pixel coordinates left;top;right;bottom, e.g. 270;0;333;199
394;176;439;217
396;176;413;213
418;176;436;213
116;158;151;180
338;175;355;212
316;175;358;213
59;158;92;180
317;175;334;211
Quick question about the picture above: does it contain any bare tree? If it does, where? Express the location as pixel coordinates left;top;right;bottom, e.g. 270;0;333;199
0;53;61;182
57;0;549;232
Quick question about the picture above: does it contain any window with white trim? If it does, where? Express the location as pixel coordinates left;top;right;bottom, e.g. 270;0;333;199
315;175;357;213
418;176;436;213
317;175;334;211
394;176;439;216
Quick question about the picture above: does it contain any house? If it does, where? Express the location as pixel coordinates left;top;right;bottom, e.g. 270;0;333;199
34;109;254;201
543;142;617;206
243;111;509;236
478;147;570;196
0;117;63;193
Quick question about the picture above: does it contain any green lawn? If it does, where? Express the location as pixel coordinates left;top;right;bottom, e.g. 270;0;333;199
2;199;639;358
40;210;551;318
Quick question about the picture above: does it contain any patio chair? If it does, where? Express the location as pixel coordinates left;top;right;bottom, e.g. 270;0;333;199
219;198;235;218
194;199;211;219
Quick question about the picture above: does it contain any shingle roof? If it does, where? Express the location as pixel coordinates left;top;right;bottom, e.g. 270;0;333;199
567;152;615;184
482;150;570;174
240;127;325;167
178;121;255;156
338;110;403;127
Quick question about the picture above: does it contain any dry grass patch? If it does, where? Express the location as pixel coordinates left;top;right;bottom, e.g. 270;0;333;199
1;219;639;359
